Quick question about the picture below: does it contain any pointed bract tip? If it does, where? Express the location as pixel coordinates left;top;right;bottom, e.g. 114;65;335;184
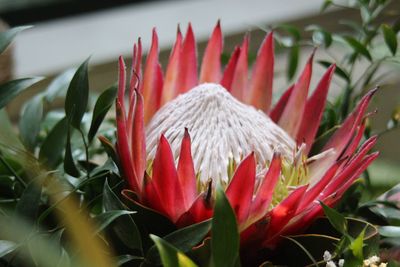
205;179;213;203
183;127;191;138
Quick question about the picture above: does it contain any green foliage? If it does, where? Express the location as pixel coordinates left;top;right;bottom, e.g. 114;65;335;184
211;187;240;267
0;25;32;53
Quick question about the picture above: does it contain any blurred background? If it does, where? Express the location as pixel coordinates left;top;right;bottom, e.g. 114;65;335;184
0;0;399;190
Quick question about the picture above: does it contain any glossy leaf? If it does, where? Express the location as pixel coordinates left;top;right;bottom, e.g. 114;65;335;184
343;36;372;61
381;24;397;55
44;68;76;102
0;240;18;258
103;180;142;251
379;226;400;238
19;95;43;151
39;117;68;168
65;58;90;129
321;202;347;234
150;235;197;267
115;255;143;266
211;187;239;267
88;84;117;142
0;77;43;110
0;25;32;53
63;126;80;177
14;176;43;221
93;210;135;235
146;220;211;264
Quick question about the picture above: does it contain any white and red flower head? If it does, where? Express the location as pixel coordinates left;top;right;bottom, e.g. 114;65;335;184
115;21;378;250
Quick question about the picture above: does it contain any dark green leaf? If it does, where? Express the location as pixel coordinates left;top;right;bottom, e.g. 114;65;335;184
64;126;80;177
115;255;143;266
343;36;372;61
211;186;239;267
379;226;400;238
0;77;42;110
93;210;135;235
146;220;211;264
19;95;43;151
103;180;142;251
320;202;347;234
382;24;397;55
0;110;24;149
277;24;301;41
318;60;350;82
88;84;117;143
45;69;76;102
65;58;89;129
150;235;197;267
39;117;68;168
287;44;299;81
14;175;44;221
0;26;32;54
0;240;18;257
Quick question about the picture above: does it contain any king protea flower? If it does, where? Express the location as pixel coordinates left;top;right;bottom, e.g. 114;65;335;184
115;22;378;250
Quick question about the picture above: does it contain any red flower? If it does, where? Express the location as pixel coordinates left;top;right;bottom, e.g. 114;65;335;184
115;22;378;249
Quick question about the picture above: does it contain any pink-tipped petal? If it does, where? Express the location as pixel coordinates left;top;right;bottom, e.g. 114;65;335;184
116;101;139;193
176;193;213;228
177;23;198;93
161;29;183;105
117;56;127;109
297;64;335;152
226;153;256;226
264;185;308;245
269;85;294;122
152;135;185;222
297;160;340;211
131;90;146;191
248;153;281;225
177;129;197;210
143;29;164;123
230;35;249;101
220;46;241;90
200;21;223;83
248;32;274;112
323;88;378;156
278;52;314;138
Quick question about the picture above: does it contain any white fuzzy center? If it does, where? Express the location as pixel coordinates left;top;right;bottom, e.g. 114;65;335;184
146;83;295;185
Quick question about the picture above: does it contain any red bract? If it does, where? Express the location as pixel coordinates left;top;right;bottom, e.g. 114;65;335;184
114;22;378;250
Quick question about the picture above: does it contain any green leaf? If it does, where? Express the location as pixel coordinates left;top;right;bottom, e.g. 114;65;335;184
88;84;117;143
287;44;299;81
0;110;24;149
343;36;372;61
277;24;301;41
379;226;400;238
39;117;68;168
350;228;365;260
318;60;350;82
0;240;18;258
45;68;76;102
320;202;347;234
65;58;89;129
0;26;32;54
14;175;44;221
93;210;135;235
211;186;239;267
306;25;332;47
0;77;43;110
382;24;398;55
150;235;198;267
115;255;143;266
146;220;211;264
103;180;142;251
320;0;332;12
19;95;43;151
63;126;80;177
